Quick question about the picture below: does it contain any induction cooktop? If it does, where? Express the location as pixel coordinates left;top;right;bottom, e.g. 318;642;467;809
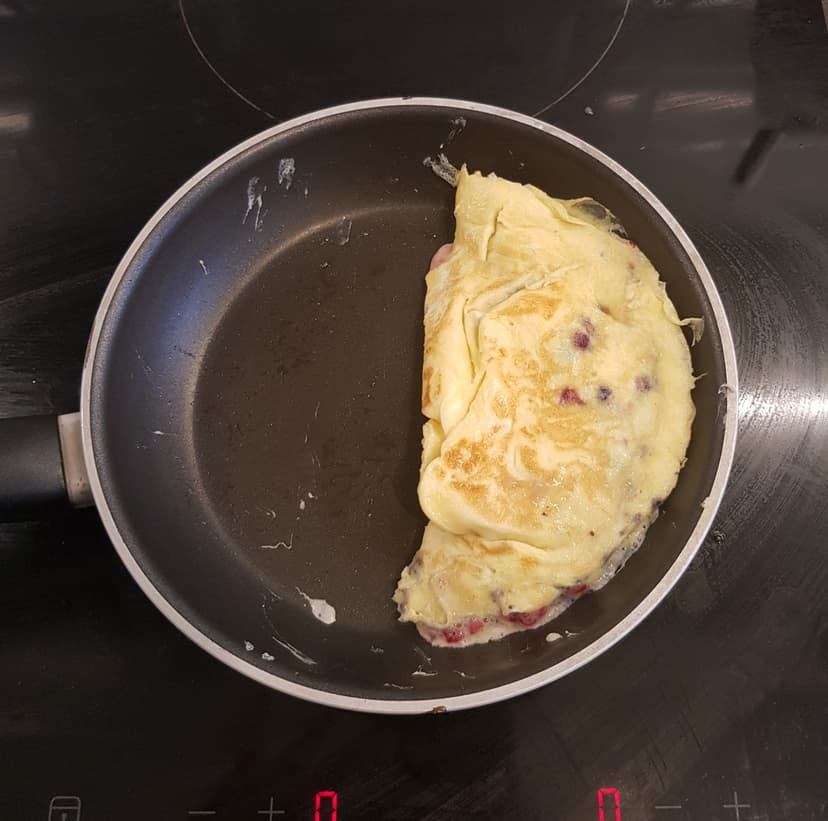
1;1;826;819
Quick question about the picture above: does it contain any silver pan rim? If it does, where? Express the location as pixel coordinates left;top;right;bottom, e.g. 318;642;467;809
79;96;739;714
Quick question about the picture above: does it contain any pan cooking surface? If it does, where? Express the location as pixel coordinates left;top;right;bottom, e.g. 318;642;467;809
194;205;435;652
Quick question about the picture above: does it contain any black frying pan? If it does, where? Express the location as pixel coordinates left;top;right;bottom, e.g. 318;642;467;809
0;99;737;713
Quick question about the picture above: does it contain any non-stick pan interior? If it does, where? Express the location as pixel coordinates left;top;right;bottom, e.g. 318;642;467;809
89;103;730;704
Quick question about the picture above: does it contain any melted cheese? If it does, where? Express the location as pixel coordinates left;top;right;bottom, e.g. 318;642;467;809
394;168;696;641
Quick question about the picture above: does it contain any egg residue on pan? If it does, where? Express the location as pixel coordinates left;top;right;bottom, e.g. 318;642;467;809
393;167;698;647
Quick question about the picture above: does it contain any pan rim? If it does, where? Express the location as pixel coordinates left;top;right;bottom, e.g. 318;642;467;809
80;96;739;714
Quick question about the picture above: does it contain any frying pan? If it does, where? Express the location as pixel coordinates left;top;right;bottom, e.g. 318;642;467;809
0;99;738;713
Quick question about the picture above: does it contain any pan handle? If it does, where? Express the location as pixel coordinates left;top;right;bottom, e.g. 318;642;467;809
0;412;93;521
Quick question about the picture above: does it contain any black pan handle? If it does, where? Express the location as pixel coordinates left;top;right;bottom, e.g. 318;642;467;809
0;412;93;521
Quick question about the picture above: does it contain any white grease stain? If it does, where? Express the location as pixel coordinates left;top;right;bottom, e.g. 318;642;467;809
546;631;564;643
299;499;306;511
279;157;296;191
296;587;336;625
336;216;352;245
259;532;293;551
278;157;295;190
244;641;255;652
272;635;317;666
261;652;275;661
422;153;459;186
243;176;259;220
307;491;315;499
453;670;476;679
370;645;385;654
439;116;466;150
243;176;266;231
383;682;413;690
199;259;208;275
412;666;438;678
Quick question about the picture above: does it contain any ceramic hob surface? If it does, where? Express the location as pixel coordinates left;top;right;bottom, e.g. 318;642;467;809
1;1;826;819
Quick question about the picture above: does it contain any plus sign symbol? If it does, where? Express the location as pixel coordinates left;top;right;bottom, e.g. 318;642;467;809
722;789;751;820
257;796;286;819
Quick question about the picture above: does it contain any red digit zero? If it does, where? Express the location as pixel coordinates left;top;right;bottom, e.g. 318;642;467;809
597;788;621;821
314;790;338;821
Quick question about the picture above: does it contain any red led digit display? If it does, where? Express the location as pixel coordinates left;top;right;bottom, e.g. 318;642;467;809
314;790;338;821
597;788;621;821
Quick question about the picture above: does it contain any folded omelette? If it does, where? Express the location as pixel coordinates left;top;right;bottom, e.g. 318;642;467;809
393;167;697;647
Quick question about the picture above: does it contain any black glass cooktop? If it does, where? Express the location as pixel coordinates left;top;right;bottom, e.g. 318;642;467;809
2;1;827;819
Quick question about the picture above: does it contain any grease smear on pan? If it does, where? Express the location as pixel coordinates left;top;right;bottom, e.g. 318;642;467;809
296;588;336;625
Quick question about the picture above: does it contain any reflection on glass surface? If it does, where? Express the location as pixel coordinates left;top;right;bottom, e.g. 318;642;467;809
654;89;753;113
738;386;828;425
0;109;31;134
